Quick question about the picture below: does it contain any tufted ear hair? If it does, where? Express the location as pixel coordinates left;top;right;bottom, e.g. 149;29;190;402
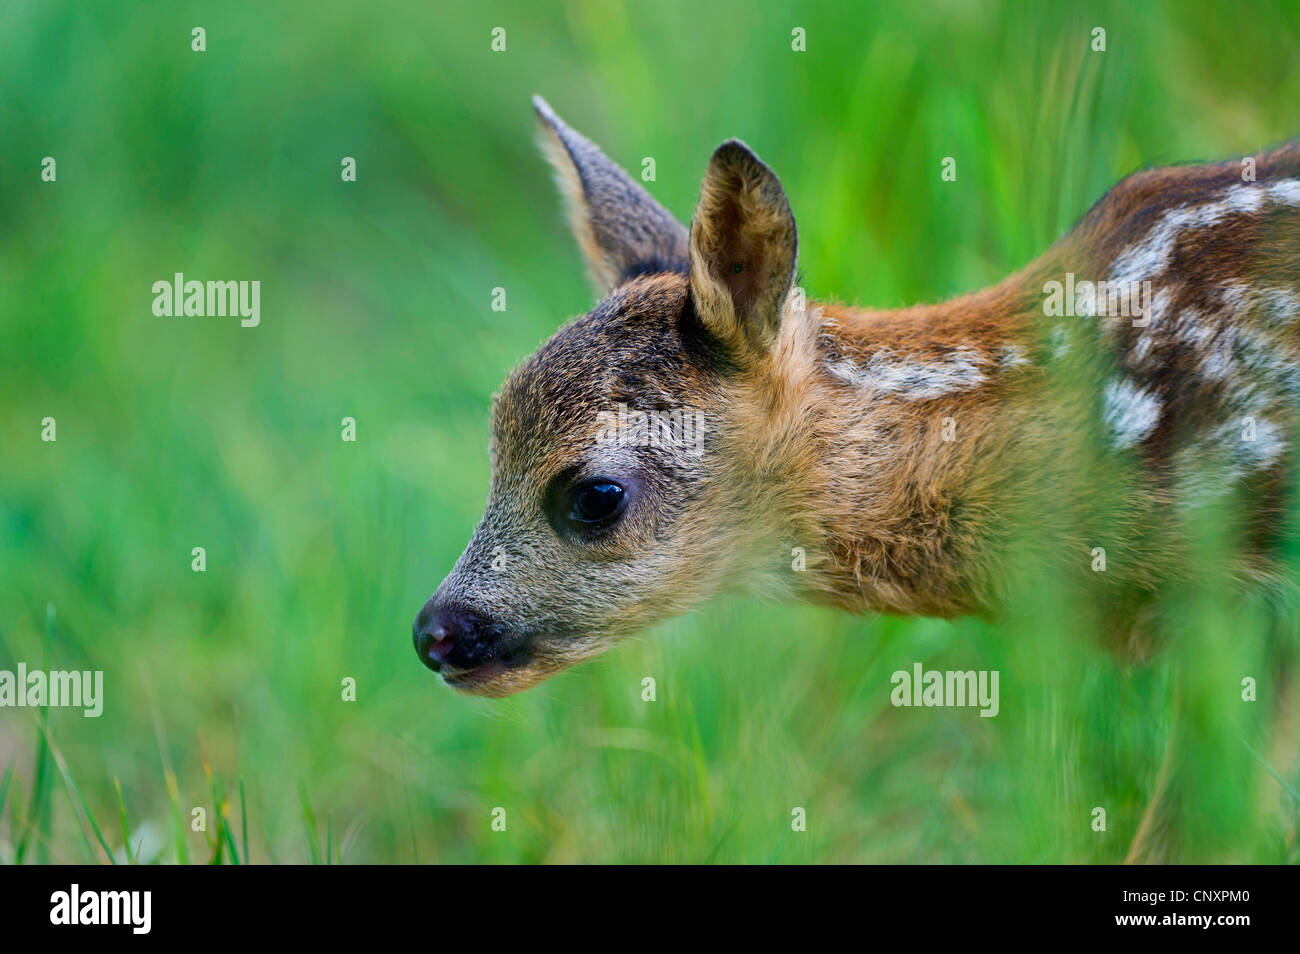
688;139;798;355
533;95;690;294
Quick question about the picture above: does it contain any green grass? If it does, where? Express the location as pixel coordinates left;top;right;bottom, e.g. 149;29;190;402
2;0;1300;863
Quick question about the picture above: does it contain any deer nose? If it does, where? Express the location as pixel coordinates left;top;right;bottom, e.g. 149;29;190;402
412;602;494;673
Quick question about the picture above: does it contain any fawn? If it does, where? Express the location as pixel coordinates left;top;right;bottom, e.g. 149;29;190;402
414;98;1300;860
415;96;1298;697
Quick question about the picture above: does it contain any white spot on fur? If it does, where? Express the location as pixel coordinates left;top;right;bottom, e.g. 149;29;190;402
1049;325;1070;361
1267;178;1300;205
1167;304;1236;382
1257;286;1300;328
1199;332;1236;382
1109;180;1300;286
1208;282;1300;396
1130;331;1155;367
1218;279;1253;314
1103;379;1161;449
825;346;989;400
1175;414;1288;509
997;345;1032;368
1219;279;1300;327
1240;416;1287;468
1237;324;1300;396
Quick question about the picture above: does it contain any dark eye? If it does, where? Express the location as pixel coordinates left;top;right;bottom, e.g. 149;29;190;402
569;480;626;525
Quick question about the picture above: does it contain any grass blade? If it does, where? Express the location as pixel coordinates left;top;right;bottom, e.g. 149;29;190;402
112;777;133;864
16;604;57;863
0;761;14;829
298;780;321;864
239;778;249;864
163;769;189;865
41;724;114;864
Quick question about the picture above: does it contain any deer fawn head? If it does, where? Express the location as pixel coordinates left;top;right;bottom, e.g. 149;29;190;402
413;97;811;695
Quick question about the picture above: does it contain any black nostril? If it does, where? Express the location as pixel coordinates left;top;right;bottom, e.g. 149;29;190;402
413;602;494;673
412;618;453;672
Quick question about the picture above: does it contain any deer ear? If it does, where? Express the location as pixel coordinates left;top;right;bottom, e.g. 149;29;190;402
533;96;689;294
689;140;798;354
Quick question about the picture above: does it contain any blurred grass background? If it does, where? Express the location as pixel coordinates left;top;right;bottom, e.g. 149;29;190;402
1;0;1298;863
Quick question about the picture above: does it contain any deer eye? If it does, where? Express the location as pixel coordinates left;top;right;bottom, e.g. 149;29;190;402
568;480;626;526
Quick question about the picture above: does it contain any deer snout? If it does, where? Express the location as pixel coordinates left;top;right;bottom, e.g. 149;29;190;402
412;599;526;679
